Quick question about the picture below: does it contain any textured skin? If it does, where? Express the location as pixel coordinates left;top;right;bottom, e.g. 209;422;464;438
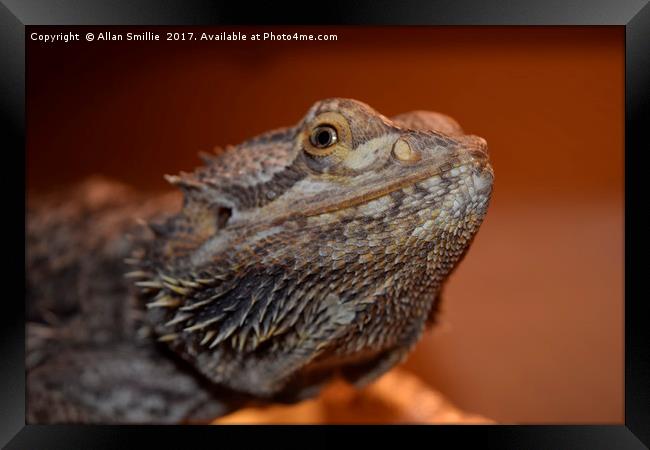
26;98;493;423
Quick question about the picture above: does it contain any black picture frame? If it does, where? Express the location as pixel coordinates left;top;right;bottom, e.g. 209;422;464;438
2;1;648;448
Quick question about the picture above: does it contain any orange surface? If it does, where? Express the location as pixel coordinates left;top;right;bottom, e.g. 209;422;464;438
27;26;623;423
214;369;493;424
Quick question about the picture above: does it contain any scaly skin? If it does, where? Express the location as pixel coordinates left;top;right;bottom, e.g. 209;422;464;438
26;98;493;423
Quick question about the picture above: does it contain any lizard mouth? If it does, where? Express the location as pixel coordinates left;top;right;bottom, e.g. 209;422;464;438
302;156;492;217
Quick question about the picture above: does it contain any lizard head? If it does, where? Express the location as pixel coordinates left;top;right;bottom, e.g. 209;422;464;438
131;98;493;398
269;98;492;218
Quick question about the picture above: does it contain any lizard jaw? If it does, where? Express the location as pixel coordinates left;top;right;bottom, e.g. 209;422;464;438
300;157;492;217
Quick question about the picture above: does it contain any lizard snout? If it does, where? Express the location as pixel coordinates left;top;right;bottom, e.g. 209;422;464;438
458;135;489;156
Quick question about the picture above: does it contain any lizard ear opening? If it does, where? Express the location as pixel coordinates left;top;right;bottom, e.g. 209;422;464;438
215;206;232;230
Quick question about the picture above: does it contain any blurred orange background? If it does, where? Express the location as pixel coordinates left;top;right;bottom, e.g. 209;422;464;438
27;26;623;423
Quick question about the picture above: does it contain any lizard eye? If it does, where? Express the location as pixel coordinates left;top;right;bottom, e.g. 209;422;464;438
302;112;350;159
309;125;338;149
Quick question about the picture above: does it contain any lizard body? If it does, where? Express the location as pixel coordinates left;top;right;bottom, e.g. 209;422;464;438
27;98;493;423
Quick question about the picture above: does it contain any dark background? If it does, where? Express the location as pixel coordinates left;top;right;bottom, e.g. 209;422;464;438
26;26;623;424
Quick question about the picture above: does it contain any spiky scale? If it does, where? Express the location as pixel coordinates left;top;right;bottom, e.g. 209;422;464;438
135;280;163;289
124;270;150;279
163;283;189;296
183;316;221;333
158;333;179;342
146;295;181;309
200;330;216;346
165;313;193;327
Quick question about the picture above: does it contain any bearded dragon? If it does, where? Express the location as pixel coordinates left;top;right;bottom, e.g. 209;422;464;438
26;98;493;423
